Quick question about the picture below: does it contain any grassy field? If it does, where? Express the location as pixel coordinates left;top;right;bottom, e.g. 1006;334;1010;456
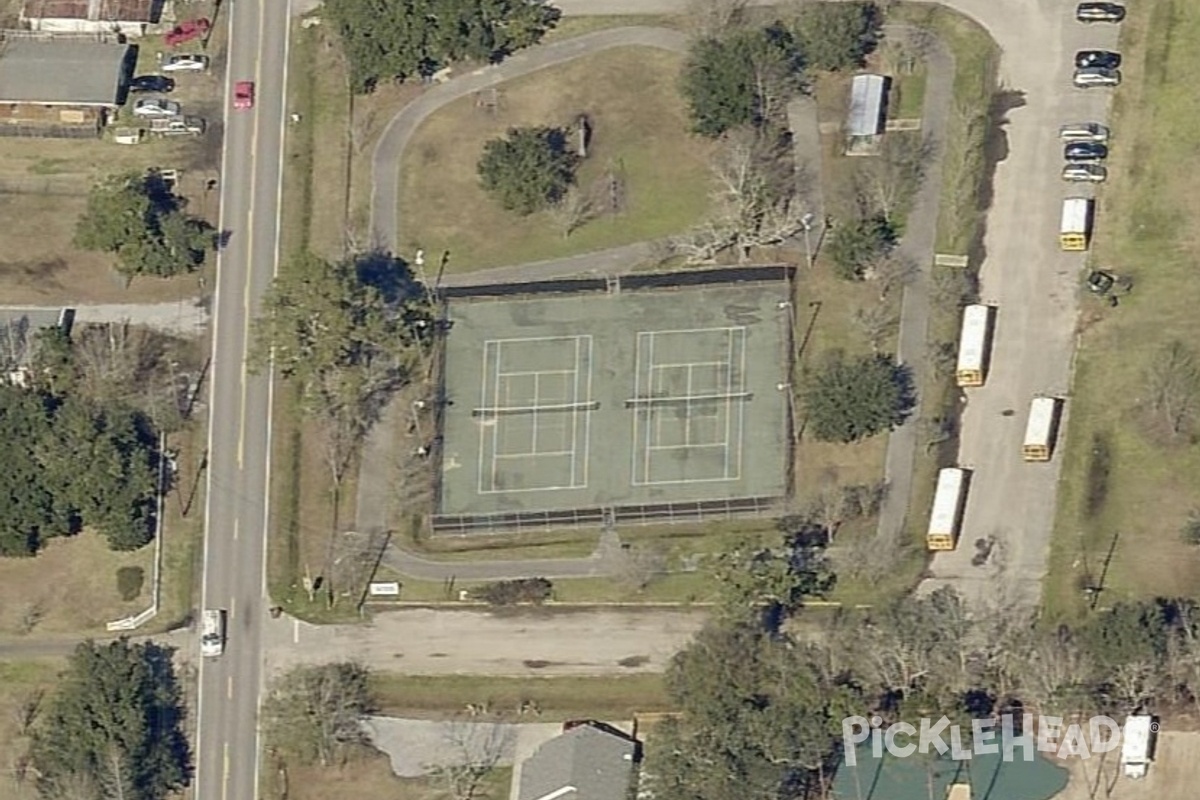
1045;0;1200;620
0;659;66;799
397;46;715;271
370;673;671;720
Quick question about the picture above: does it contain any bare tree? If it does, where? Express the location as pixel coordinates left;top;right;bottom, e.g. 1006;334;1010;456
549;185;597;239
1144;340;1200;441
685;0;749;39
616;544;669;591
263;663;375;768
866;251;920;301
855;133;933;223
428;721;513;800
12;688;42;736
852;301;897;353
1017;627;1094;716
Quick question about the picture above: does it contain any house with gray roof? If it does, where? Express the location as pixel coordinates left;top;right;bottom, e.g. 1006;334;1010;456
0;39;134;134
515;722;639;800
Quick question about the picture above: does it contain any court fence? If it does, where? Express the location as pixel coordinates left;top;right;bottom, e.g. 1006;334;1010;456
430;496;784;536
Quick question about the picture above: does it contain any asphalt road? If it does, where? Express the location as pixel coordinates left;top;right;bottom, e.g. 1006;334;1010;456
193;0;292;798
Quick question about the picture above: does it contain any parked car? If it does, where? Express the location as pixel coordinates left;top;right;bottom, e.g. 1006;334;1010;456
1074;67;1121;87
1076;50;1121;69
129;75;175;93
132;97;182;118
1076;3;1126;23
165;18;210;47
1059;122;1109;143
1064;142;1109;162
1062;163;1108;183
149;115;206;136
162;54;210;73
233;80;255;110
1087;270;1116;295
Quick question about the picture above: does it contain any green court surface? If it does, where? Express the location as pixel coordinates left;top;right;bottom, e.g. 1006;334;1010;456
833;747;1070;800
436;276;792;529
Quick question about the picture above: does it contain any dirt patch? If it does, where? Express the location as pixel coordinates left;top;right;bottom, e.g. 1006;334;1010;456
0;533;155;636
1053;730;1200;800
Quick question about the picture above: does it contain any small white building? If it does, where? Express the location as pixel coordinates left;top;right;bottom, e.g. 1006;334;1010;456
21;0;162;36
846;73;889;154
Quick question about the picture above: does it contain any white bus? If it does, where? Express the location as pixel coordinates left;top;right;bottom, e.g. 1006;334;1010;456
955;305;994;388
927;467;969;551
1022;397;1063;462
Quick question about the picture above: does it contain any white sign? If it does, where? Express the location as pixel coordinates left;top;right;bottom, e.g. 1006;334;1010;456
368;581;401;597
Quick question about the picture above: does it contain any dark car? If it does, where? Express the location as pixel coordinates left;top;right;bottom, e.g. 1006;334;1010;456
1076;2;1126;23
129;75;175;93
1064;142;1109;162
1075;50;1121;69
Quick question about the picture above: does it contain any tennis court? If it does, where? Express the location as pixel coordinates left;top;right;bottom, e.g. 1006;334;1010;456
435;272;792;531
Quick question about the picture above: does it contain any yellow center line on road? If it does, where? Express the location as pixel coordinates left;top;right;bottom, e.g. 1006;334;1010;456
228;675;234;699
222;742;231;800
233;518;240;541
236;0;271;477
230;595;237;620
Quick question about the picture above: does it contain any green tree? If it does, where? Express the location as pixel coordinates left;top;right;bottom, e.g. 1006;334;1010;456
1182;511;1200;546
646;621;848;800
75;172;212;279
325;0;560;92
803;351;914;443
477;126;579;215
681;24;803;137
713;516;835;624
787;1;881;72
0;383;158;556
828;215;896;280
31;638;189;800
263;663;375;767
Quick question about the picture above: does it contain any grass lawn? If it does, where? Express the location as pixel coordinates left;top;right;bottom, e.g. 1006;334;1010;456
0;659;66;800
397;46;715;271
370;673;671;720
1045;0;1200;621
890;69;928;120
0;533;154;636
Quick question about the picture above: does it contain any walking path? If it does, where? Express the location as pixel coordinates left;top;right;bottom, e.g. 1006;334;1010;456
872;31;955;548
381;528;625;581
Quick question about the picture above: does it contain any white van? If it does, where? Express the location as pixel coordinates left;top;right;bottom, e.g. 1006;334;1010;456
200;609;226;658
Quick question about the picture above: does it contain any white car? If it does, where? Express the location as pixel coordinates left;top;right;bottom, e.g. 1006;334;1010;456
133;98;182;118
1074;67;1121;87
162;53;210;73
1059;122;1109;143
200;608;226;658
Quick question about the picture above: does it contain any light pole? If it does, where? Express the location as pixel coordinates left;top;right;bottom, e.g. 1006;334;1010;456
801;212;815;269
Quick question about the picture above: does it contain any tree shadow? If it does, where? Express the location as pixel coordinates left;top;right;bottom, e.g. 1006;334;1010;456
352;250;425;305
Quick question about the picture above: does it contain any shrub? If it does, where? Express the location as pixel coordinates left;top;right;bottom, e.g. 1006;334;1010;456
473;578;553;606
116;565;145;601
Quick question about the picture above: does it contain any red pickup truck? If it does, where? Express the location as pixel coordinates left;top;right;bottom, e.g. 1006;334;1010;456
165;18;210;47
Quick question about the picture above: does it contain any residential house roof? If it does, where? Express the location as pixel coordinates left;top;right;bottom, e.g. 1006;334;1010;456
0;40;132;106
21;0;159;23
516;722;638;800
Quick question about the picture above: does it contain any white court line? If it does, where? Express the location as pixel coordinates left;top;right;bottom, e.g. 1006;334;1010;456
646;443;729;451
530;371;541;455
722;328;735;479
645;325;743;338
569;336;579;487
476;341;493;494
630;331;645;485
684;363;694;448
482;334;584;346
649;359;728;370
490;339;504;492
644;331;657;483
732;328;748;480
498;368;576;379
581;336;593;488
494;449;577;459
